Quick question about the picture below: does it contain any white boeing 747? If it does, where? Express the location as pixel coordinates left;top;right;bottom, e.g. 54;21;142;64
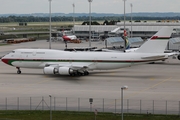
1;27;172;76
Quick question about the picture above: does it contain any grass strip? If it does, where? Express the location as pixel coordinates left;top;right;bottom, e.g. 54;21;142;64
0;111;179;120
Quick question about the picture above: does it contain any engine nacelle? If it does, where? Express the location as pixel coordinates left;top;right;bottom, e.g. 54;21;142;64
43;66;74;75
58;67;74;75
43;66;58;74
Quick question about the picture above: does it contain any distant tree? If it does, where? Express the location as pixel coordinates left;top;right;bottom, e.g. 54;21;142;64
135;20;141;22
1;15;180;23
82;21;100;25
103;20;118;25
82;21;88;25
92;21;100;25
103;20;109;25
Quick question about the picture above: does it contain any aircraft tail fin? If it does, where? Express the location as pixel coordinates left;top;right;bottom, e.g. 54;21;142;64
125;36;130;49
124;30;130;49
135;27;173;53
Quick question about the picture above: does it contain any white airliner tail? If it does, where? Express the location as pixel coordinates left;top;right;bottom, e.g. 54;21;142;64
135;27;173;53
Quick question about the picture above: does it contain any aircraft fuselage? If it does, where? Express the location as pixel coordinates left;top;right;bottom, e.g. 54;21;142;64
2;49;167;70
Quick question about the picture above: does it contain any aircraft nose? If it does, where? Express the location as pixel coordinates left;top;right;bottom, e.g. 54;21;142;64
1;56;9;64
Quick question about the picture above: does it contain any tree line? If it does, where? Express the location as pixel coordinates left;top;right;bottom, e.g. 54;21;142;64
0;15;180;23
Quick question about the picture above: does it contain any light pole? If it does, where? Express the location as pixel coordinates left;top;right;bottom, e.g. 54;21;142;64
130;3;133;38
123;0;126;50
121;86;128;120
49;95;52;120
89;98;93;111
72;3;75;35
49;0;52;49
88;0;93;47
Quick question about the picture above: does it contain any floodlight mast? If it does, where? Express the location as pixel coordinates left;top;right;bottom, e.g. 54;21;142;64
123;0;126;50
121;85;128;120
49;0;52;49
72;3;75;35
88;0;93;47
130;3;133;38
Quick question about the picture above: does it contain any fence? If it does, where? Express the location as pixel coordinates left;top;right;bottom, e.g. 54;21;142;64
0;97;179;115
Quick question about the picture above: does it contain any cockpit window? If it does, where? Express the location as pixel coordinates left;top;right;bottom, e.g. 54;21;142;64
7;51;15;55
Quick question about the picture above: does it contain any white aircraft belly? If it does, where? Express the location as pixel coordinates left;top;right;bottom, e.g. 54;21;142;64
12;61;43;68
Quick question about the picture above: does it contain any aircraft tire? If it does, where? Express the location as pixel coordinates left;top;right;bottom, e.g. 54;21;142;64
17;70;21;74
177;55;180;60
77;72;83;76
70;73;76;76
84;71;89;75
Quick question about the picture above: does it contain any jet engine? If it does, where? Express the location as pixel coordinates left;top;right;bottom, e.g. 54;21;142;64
43;66;74;75
58;67;74;75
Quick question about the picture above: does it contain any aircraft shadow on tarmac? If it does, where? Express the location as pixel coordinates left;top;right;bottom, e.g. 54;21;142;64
90;72;161;79
0;70;163;80
44;74;87;83
153;62;180;65
0;72;43;76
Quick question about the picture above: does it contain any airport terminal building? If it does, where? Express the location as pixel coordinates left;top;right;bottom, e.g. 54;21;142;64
73;21;180;51
73;21;180;39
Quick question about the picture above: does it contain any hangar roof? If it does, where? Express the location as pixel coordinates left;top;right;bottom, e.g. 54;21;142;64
74;25;180;32
105;37;144;46
74;25;117;32
169;37;180;44
128;37;144;44
117;22;180;32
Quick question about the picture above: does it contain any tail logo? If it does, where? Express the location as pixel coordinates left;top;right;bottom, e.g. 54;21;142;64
151;36;170;40
124;30;130;49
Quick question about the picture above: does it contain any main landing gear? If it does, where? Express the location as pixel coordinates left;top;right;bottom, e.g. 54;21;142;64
70;71;89;76
177;54;180;60
84;71;89;75
16;67;21;74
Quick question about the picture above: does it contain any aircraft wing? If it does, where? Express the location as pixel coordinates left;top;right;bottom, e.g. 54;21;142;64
42;62;95;75
141;55;167;59
45;62;94;71
66;64;89;70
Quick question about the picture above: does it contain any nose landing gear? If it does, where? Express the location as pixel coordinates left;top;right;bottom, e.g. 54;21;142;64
16;67;21;74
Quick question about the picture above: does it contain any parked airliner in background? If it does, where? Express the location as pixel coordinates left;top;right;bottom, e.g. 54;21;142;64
1;27;173;76
62;35;77;41
58;30;77;41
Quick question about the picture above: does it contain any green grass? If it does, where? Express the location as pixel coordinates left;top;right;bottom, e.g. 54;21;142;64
0;22;77;40
0;44;9;46
0;21;104;27
0;21;83;27
0;111;179;120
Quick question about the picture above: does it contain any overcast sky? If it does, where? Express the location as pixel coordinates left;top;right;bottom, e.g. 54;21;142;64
0;0;180;14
